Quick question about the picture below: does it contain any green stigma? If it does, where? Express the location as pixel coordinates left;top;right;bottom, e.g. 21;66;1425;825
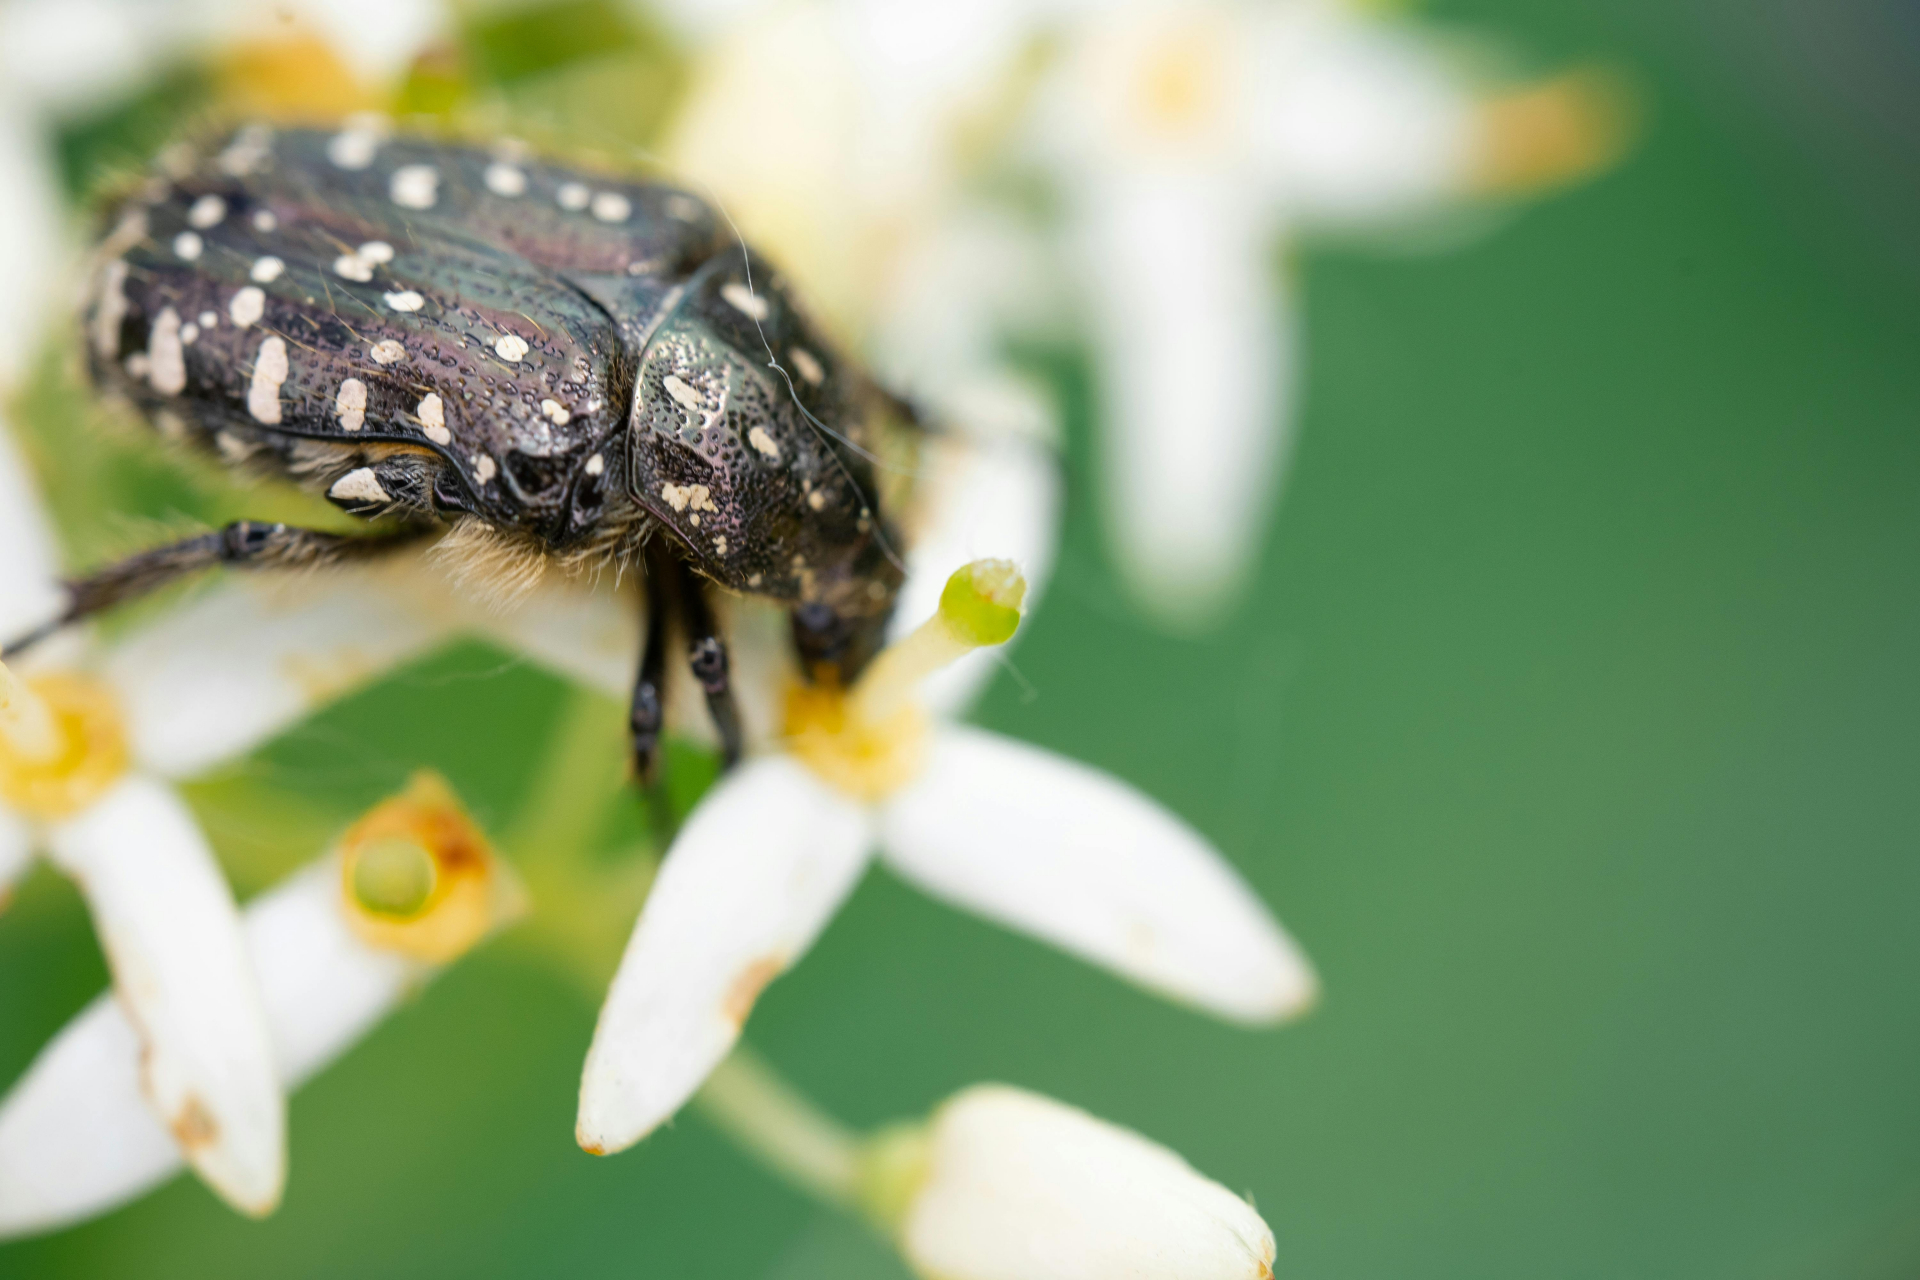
938;559;1027;647
350;837;438;918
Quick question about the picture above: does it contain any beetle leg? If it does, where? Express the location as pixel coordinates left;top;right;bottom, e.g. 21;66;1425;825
629;559;669;785
1;522;428;657
670;556;744;769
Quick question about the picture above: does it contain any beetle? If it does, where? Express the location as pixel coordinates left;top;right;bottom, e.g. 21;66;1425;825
7;121;920;776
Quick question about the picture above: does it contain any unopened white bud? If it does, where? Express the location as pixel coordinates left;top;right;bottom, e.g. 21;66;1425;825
883;1084;1276;1280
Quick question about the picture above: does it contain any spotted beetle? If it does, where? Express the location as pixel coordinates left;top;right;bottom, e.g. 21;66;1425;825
12;121;920;775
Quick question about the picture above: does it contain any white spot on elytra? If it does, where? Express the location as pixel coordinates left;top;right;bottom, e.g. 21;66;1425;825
248;335;289;424
187;195;226;228
125;353;151;378
664;194;701;221
557;182;590;211
229;286;265;327
590;191;630;222
218;125;272;176
370;339;406;365
485;163;526;196
747;426;781;461
807;488;826;511
251;255;284;283
337;378;367;431
333;253;373;282
585;453;604;476
180;322;199;345
172;231;202;261
327;118;385;170
358;241;394;264
252;209;278;232
474;455;497;484
789;347;823;385
330;467;389;504
419;393;450;444
198;311;218;328
658;482;717;514
662;374;702;411
390;164;439;209
713;536;728;555
721;281;769;321
384;290;425;312
148;307;185;394
93;259;129;357
540;398;570;425
494;334;529;362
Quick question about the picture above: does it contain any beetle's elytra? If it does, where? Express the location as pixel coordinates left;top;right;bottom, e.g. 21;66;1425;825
41;120;922;774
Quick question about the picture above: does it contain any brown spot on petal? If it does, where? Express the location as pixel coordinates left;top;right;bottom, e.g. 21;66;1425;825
170;1095;219;1150
722;956;785;1027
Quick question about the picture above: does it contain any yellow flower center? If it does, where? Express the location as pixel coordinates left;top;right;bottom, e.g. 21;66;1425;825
0;666;130;821
784;678;930;805
339;771;523;963
785;560;1027;803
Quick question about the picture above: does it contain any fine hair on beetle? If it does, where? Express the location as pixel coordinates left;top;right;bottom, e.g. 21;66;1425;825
11;117;933;783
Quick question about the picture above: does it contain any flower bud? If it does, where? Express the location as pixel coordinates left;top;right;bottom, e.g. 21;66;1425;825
874;1084;1276;1280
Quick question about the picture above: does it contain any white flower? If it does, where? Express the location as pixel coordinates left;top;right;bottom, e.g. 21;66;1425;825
0;419;476;1220
575;560;1316;1156
659;0;1622;628
874;1083;1277;1280
0;772;522;1237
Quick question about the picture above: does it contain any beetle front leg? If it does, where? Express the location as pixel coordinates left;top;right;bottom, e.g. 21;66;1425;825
670;557;744;769
629;561;669;785
2;522;429;658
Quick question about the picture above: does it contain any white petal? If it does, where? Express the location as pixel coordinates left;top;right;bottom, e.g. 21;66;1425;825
0;808;33;906
901;1083;1276;1280
1245;8;1476;222
878;727;1315;1024
0;412;63;643
1076;169;1292;628
246;857;423;1086
577;757;873;1154
0;995;178;1238
0;857;422;1237
105;565;457;778
43;777;284;1215
891;407;1062;715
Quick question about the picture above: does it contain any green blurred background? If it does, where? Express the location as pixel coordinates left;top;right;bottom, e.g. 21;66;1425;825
4;0;1918;1276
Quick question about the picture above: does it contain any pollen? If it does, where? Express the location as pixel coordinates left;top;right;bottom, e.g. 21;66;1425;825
172;231;203;261
370;339;407;365
474;455;497;484
327;119;384;170
590;191;631;222
250;255;284;283
783;677;928;804
383;290;425;312
333;253;374;282
0;666;130;821
494;334;529;362
540;398;570;425
748;426;781;461
557;182;590;211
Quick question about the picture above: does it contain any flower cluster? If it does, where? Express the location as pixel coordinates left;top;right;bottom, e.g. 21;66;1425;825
0;0;1625;1272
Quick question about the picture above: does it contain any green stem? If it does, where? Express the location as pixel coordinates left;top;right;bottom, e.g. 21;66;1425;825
695;1046;865;1208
